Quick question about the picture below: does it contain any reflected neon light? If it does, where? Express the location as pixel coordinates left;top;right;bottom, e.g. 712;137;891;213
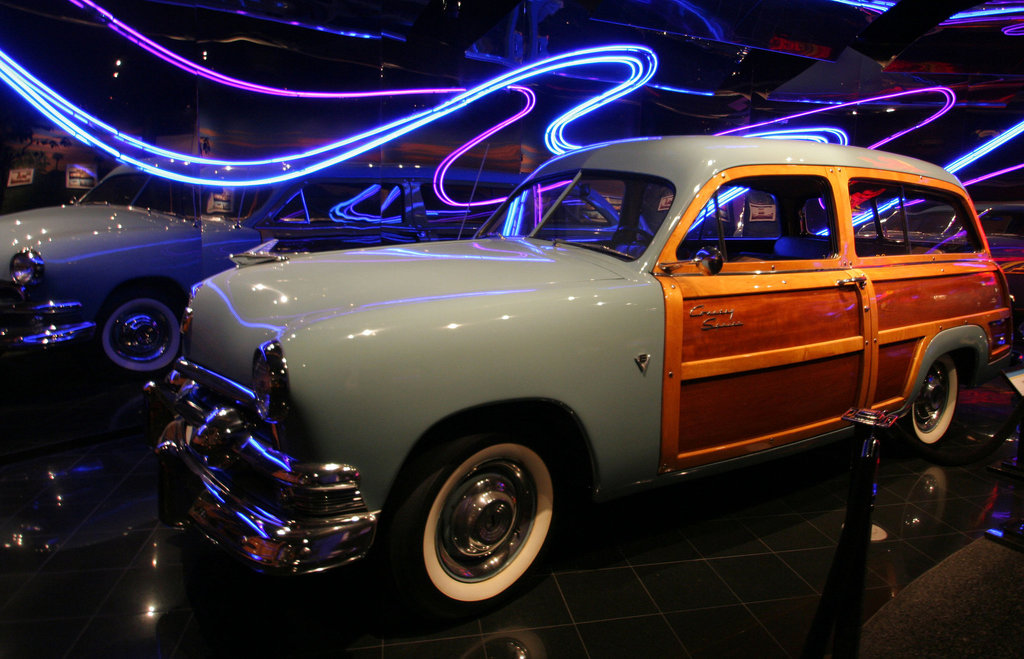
744;127;849;145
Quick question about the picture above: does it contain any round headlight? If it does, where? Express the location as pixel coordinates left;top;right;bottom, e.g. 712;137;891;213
10;249;44;286
253;340;289;422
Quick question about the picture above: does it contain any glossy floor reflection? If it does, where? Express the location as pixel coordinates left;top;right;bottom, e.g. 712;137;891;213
1;385;1023;657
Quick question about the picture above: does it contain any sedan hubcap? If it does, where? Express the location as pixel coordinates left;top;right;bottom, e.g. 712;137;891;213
111;309;170;362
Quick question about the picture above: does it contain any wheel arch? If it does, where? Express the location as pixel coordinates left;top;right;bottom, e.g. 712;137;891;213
98;276;189;315
381;398;597;519
911;326;987;399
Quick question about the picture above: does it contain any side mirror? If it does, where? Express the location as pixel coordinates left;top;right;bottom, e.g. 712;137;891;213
694;246;723;275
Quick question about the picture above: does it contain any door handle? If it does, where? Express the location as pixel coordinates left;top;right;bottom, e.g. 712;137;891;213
837;275;868;289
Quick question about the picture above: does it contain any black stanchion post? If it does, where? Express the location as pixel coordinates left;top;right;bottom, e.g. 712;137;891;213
802;408;891;659
985;367;1024;551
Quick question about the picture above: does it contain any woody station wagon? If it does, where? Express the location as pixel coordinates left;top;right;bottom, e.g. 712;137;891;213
148;136;1012;617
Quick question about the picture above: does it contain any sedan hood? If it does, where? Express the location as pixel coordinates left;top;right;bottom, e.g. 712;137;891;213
1;203;193;257
187;239;629;380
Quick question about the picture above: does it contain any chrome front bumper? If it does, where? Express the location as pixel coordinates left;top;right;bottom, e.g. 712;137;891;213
146;363;377;574
0;298;95;348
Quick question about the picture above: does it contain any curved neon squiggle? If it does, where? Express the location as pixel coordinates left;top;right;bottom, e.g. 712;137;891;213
432;86;536;208
69;0;464;99
0;44;657;186
716;86;956;150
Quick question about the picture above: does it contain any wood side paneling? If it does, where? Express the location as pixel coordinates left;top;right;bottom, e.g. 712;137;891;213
674;354;861;457
872;340;917;405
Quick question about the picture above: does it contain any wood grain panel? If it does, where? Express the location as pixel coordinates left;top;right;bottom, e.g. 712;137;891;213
680;287;863;363
872;340;917;405
871;272;1000;331
674;354;861;457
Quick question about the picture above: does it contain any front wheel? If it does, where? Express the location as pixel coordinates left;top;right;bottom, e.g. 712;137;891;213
894;354;1005;465
386;434;554;618
97;288;181;373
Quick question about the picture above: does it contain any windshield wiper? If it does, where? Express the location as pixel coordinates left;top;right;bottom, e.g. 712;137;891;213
551;238;632;260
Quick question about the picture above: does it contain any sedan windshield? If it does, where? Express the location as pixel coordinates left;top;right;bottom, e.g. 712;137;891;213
479;172;675;259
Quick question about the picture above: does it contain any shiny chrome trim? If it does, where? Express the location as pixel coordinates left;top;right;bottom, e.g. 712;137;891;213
148;377;377;574
2;299;83;315
174;358;260;409
157;433;376;574
0;320;95;347
230;240;288;267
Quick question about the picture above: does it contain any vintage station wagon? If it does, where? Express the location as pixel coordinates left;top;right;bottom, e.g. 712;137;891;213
148;136;1012;617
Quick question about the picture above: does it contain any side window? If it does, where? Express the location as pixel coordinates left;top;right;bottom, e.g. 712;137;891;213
678;175;836;264
850;180;982;256
903;188;981;254
851;181;907;256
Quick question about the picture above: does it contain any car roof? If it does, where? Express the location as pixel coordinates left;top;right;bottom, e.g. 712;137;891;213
531;135;963;191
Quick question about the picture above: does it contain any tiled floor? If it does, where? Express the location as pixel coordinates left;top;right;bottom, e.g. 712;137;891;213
1;380;1023;657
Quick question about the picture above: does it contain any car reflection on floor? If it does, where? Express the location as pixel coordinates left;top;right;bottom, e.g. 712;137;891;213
0;360;1022;656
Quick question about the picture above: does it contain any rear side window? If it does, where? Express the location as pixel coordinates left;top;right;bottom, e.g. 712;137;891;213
850;180;982;255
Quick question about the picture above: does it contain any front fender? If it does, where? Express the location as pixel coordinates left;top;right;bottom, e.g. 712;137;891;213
280;277;667;510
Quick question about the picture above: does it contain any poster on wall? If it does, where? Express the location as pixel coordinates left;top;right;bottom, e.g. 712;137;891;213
66;164;97;189
7;168;34;187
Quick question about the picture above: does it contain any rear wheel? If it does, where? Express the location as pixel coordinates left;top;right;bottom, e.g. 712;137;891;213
386;433;554;618
895;355;1006;465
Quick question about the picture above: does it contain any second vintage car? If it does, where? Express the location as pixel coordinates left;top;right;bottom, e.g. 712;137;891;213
1;161;516;371
149;136;1012;617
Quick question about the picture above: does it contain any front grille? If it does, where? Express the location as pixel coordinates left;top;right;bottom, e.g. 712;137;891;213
285;483;365;518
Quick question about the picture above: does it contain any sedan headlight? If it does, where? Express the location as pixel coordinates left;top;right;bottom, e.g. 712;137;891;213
253;340;289;422
10;249;44;286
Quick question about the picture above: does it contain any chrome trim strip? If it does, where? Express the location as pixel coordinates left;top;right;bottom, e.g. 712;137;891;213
1;299;83;314
0;321;95;347
175;358;259;408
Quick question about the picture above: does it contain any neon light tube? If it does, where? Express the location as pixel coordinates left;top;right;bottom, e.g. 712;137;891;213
963;162;1024;187
0;44;657;186
432;86;535;207
716;87;956;150
69;0;462;99
944;117;1024;174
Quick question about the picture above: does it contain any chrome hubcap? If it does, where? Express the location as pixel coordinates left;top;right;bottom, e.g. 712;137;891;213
914;362;949;432
111;308;171;362
437;459;535;582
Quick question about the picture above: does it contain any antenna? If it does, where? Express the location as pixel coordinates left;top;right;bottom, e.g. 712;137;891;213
458;142;490;240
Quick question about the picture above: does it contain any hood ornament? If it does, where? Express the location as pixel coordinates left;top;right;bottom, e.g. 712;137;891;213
230;239;289;267
634;353;651;374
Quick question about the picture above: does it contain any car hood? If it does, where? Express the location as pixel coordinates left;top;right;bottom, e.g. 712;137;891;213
0;203;193;257
187;238;630;380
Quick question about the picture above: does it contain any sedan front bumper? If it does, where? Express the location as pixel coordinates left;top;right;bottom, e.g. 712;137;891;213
146;364;377;574
0;298;95;348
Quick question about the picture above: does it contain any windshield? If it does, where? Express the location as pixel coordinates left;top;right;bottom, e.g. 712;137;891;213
479;171;675;259
79;172;149;206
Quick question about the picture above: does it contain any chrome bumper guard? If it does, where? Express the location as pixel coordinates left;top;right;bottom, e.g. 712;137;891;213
146;361;377;574
0;299;94;348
